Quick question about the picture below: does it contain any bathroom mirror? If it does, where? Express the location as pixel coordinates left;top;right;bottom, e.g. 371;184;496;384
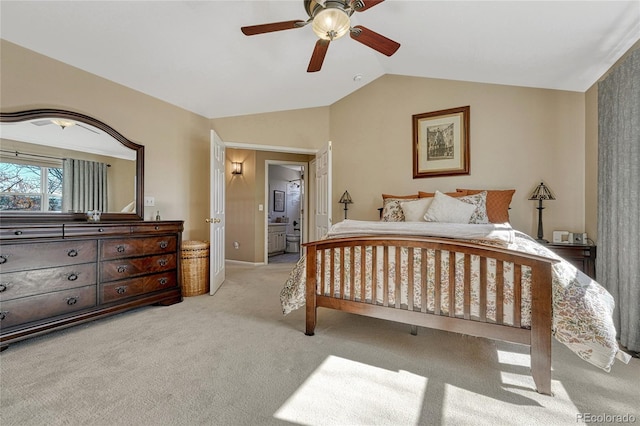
0;109;144;222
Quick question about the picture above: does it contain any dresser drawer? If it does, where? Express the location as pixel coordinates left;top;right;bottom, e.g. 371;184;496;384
0;285;96;329
0;225;63;240
100;253;176;282
0;240;97;273
131;222;183;234
101;272;178;303
100;236;177;260
0;263;96;302
64;224;131;237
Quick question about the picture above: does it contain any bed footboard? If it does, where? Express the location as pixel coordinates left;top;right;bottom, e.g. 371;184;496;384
304;236;556;395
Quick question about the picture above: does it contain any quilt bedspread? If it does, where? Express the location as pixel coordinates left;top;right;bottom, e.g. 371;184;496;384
279;221;631;371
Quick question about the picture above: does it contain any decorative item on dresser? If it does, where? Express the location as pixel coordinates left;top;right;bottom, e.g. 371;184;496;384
0;109;183;350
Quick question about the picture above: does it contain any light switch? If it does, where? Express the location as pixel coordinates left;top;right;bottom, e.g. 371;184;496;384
144;196;155;207
258;204;264;211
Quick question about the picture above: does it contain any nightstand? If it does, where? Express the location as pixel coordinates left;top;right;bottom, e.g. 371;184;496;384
545;243;597;279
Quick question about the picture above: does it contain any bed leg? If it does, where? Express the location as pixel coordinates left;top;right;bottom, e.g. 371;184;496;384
305;303;316;336
410;325;418;336
530;263;552;395
531;349;552;395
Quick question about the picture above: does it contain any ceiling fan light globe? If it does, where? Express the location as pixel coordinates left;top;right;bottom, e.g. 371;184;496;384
312;8;350;40
50;119;76;129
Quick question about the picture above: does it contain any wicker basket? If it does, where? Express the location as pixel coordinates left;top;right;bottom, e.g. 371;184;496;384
180;240;210;296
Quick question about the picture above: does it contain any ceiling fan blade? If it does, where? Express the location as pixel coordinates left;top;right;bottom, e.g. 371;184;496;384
307;39;330;73
350;25;400;56
241;20;306;36
353;0;385;12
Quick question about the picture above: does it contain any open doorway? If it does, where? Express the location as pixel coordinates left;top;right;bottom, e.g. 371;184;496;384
266;162;306;264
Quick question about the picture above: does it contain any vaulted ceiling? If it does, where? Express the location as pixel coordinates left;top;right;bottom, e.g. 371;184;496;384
1;1;639;119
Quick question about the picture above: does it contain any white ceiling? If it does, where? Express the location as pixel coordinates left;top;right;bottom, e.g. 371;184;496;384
1;1;639;119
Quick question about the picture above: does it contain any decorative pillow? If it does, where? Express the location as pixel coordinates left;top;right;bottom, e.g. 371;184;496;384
423;191;476;223
457;188;515;223
400;198;434;222
381;197;418;222
419;190;467;198
456;191;489;224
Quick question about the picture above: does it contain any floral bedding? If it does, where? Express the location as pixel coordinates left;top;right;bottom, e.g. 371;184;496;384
280;222;631;371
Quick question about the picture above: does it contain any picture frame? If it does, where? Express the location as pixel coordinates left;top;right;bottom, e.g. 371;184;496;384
274;190;285;212
412;105;470;178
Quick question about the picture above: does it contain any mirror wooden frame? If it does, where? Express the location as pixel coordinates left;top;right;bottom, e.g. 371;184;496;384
0;109;144;222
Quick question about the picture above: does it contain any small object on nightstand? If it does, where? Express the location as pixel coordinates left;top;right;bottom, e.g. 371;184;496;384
155;210;161;221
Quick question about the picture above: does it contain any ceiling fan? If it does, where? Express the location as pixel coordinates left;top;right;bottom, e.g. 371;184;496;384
241;0;400;72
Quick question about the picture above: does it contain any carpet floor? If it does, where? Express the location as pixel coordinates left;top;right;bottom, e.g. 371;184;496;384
0;262;638;426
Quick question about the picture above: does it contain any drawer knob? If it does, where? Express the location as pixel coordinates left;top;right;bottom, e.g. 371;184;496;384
116;245;126;253
0;283;8;292
117;266;127;273
98;228;105;232
0;255;8;264
65;297;78;305
154;226;160;231
0;311;8;320
68;249;79;257
116;286;127;295
14;230;23;235
67;273;78;281
158;277;168;285
159;241;168;249
158;258;168;267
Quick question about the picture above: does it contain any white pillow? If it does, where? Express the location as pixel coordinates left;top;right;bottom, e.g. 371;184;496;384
400;198;434;222
423;191;476;223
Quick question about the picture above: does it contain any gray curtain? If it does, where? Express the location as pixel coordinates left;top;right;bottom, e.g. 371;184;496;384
62;159;108;213
597;48;640;353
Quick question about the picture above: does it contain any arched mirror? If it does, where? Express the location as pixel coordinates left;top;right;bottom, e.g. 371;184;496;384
0;109;144;222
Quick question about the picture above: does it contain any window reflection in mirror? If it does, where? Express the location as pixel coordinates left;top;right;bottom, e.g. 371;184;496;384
0;110;143;220
1;139;136;213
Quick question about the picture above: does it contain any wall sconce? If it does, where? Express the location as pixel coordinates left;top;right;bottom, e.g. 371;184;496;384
231;162;243;175
339;190;353;220
528;181;555;243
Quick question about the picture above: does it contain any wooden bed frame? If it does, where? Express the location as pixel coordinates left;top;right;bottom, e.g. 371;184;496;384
303;235;558;395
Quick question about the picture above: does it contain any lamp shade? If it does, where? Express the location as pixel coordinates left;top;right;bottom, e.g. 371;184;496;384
231;162;243;175
312;7;350;40
339;190;353;204
528;182;555;201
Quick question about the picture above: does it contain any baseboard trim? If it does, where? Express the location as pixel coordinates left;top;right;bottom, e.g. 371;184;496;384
225;259;265;266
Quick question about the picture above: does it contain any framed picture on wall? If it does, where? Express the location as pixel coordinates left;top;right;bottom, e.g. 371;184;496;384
412;105;470;178
274;190;285;212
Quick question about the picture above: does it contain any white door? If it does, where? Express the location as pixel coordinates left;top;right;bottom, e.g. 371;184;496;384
209;130;225;295
314;141;332;240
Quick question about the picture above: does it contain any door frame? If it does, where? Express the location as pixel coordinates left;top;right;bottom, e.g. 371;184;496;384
264;160;307;264
224;141;317;265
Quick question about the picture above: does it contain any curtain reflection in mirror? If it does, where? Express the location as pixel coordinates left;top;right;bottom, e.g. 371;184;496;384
62;158;108;213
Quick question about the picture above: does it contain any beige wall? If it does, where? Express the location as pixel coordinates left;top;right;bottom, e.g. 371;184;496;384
215;75;588;241
1;40;211;240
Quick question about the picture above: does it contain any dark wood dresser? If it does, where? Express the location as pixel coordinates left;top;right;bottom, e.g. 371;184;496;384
545;242;597;279
0;221;183;350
